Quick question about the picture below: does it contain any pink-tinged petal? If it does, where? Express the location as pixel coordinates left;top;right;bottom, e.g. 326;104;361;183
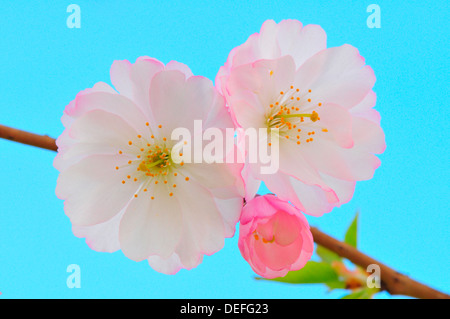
110;60;133;97
265;174;338;217
272;211;303;246
72;207;125;253
128;58;165;122
352;116;386;154
319;173;356;207
227;56;297;113
61;111;74;128
281;23;327;67
55;110;139;170
63;81;117;119
54;130;76;171
290;228;314;270
56;154;138;226
241;163;262;202
166;60;194;78
349;90;381;124
149;71;218;137
69;109;139;149
119;186;183;262
253;20;280;59
317;103;354;148
203;90;235;130
240;195;277;225
277;139;330;189
182;161;245;199
228;99;266;129
92;81;117;94
147;253;186;275
254;233;302;271
239;196;313;278
228;20;326;71
216;20;326;98
214;197;244;238
174;178;226;257
245;235;268;275
288;182;337;216
71;92;150;134
337;146;382;180
261;173;308;212
172;231;205;270
294;44;375;109
299;138;361;181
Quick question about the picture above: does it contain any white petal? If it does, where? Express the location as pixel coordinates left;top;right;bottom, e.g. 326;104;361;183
174;179;226;258
72;207;125;253
147;253;188;275
294;44;375;109
56;154;138;226
119;185;183;262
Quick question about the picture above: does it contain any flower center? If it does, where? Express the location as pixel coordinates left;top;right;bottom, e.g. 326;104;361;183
253;231;275;244
115;122;189;200
265;85;327;145
138;146;172;175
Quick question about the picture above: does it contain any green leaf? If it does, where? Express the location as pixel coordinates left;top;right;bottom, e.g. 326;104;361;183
341;289;367;299
344;211;359;248
325;281;346;291
316;245;342;264
341;287;379;299
264;261;340;284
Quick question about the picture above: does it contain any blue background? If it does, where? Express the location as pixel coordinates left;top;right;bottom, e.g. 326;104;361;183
0;0;448;298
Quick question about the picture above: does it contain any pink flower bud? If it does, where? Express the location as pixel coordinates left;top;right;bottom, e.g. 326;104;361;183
238;195;314;279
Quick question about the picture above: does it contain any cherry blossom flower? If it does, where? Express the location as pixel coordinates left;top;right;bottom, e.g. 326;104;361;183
239;195;314;279
217;20;386;216
54;57;245;274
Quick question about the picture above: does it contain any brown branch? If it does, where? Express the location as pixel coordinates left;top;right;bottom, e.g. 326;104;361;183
0;124;57;152
1;125;449;299
310;227;449;299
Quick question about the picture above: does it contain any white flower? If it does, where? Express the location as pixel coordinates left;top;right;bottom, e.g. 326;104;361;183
55;57;244;274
